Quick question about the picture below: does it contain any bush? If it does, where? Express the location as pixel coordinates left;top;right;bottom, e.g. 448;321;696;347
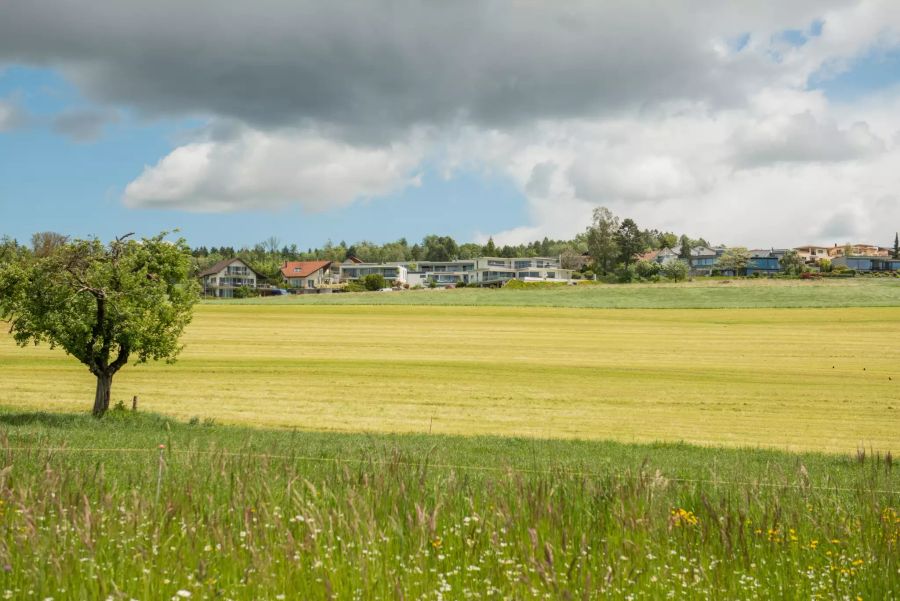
661;260;690;282
233;285;258;299
582;270;595;280
363;274;386;291
455;280;468;288
634;260;660;280
345;280;366;292
615;264;636;283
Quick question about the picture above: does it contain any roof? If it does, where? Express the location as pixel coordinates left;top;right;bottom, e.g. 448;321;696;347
197;258;261;278
281;261;332;279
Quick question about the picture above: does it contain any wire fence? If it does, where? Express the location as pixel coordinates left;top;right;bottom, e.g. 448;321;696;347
3;444;899;495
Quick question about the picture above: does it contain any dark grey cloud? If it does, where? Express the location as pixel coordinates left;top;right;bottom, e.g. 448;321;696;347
0;0;848;141
51;108;119;142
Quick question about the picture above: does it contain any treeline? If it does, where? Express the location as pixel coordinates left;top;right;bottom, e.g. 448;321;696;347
0;207;713;281
190;235;592;280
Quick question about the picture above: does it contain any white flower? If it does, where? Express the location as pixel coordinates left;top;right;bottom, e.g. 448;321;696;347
175;591;192;599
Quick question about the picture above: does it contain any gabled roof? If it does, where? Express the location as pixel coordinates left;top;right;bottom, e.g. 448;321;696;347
197;258;261;278
281;261;332;279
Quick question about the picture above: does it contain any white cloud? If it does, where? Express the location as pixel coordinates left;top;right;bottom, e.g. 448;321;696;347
3;1;900;245
123;126;422;212
0;98;27;131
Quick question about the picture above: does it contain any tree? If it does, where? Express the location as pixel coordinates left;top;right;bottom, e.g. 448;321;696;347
661;259;689;281
559;248;583;270
422;235;459;262
679;235;692;261
31;231;69;258
893;233;899;259
586;207;620;275
482;237;497;256
363;273;386;291
634;259;660;279
615;218;644;266
716;247;751;275
0;232;199;417
779;250;806;276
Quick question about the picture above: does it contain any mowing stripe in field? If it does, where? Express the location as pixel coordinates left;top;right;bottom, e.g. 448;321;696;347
2;304;899;453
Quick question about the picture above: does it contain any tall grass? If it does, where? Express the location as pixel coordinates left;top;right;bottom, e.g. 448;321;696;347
1;410;897;599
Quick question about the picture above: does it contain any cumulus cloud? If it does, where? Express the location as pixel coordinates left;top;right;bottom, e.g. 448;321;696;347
2;0;900;243
123;126;422;212
51;108;119;142
731;111;885;166
0;0;857;138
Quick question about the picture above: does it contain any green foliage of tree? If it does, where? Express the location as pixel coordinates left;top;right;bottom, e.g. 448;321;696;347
422;235;459;262
818;258;832;273
662;259;690;281
363;273;386;291
779;250;806;276
586;207;620;275
458;243;482;259
616;218;645;266
615;264;636;283
716;247;751;275
482;237;497;256
233;285;258;299
634;259;661;279
893;233;899;259
0;232;199;417
679;235;693;261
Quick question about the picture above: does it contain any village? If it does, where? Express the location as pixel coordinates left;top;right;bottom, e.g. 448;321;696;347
198;241;900;297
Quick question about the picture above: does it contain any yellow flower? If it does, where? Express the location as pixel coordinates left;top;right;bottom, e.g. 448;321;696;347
431;537;442;549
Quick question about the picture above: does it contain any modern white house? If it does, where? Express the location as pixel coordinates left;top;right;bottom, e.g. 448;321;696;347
198;258;261;298
398;256;572;286
339;263;409;284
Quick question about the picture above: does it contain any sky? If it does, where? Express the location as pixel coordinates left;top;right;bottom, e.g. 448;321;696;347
2;1;900;250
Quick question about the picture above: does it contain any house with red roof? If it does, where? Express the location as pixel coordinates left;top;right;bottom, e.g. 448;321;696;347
281;260;334;290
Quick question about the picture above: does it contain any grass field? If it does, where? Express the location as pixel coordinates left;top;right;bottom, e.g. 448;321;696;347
2;290;899;453
0;411;897;599
216;277;900;309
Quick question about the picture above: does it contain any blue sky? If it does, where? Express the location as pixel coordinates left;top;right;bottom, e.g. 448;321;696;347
2;2;900;249
0;67;528;248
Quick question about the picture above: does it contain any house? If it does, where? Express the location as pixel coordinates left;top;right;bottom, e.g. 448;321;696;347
638;247;680;265
281;261;334;290
198;258;262;298
340;263;408;284
795;245;831;264
827;243;890;258
687;246;718;275
407;257;572;286
832;256;900;272
746;250;782;276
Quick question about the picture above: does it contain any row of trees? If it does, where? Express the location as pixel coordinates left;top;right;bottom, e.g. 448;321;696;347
585;207;710;276
190;234;590;279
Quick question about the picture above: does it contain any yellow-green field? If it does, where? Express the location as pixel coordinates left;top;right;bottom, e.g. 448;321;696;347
3;303;899;453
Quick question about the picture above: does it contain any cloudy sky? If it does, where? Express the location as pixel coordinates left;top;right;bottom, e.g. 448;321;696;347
2;1;900;248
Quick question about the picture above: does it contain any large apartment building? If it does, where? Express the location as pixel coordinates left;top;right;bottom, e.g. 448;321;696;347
402;256;572;286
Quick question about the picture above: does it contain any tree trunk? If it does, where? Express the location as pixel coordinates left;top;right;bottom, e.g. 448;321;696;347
93;372;113;417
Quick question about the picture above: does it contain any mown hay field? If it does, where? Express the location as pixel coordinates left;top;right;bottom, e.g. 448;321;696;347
3;302;899;453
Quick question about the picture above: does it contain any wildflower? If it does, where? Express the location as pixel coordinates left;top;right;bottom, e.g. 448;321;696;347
670;508;699;527
432;537;442;549
174;592;191;599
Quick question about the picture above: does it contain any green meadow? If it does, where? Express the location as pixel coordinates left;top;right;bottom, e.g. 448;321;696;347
0;411;897;599
2;279;899;599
